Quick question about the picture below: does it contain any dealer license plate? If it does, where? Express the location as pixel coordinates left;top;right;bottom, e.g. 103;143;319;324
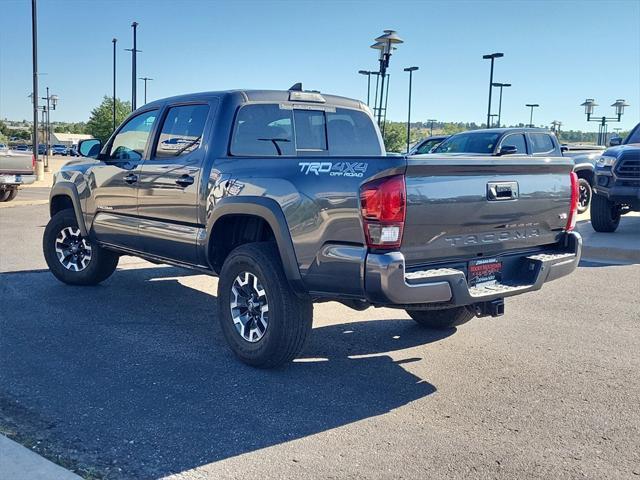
468;258;502;287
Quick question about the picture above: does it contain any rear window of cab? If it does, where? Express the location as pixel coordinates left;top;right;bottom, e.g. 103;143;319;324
230;104;382;157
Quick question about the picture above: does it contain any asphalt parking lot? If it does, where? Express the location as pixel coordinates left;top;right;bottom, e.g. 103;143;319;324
1;201;639;480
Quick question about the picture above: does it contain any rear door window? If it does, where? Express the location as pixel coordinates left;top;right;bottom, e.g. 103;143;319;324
529;133;555;154
154;104;209;159
501;134;527;154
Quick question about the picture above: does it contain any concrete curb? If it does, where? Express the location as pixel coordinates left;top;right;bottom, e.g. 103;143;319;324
581;245;640;264
0;435;82;480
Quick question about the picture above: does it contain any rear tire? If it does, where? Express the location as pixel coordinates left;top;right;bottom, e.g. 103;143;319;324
0;190;10;202
43;208;119;285
406;306;476;329
590;192;620;232
217;242;313;368
577;177;591;214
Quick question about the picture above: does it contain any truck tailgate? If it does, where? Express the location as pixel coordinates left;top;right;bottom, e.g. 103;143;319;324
402;156;574;265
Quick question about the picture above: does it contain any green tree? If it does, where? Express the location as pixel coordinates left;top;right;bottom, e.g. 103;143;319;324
86;96;131;143
382;122;407;153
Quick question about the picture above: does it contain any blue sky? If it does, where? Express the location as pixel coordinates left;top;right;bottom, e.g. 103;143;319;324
1;0;639;131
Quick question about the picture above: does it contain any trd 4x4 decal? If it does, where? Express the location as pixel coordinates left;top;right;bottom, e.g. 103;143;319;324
298;162;368;178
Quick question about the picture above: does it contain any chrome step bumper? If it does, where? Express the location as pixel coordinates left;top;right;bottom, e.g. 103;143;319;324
364;232;582;306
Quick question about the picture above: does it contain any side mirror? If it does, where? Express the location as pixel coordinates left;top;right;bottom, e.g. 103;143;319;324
609;136;622;146
560;145;569;153
78;138;102;158
498;145;518;156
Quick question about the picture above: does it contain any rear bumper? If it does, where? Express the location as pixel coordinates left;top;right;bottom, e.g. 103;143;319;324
0;174;36;186
364;231;582;306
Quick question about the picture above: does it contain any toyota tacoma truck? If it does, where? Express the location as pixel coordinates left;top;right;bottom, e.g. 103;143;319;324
0;148;36;202
590;122;640;232
43;87;582;367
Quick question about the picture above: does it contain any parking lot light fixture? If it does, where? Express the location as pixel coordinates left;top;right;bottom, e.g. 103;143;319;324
580;98;628;145
427;119;437;136
139;77;153;104
611;99;629;119
525;103;539;127
371;30;403;128
482;52;504;127
491;82;511;127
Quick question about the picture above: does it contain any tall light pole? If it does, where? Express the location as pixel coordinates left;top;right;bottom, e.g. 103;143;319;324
139;77;153;104
404;66;418;153
491;82;511;127
31;0;43;180
358;70;372;106
428;119;437;136
112;38;117;133
483;52;503;128
125;22;140;112
489;114;498;128
526;103;540;127
41;87;57;171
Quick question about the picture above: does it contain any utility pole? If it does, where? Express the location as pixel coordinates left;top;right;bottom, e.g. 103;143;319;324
112;38;117;132
404;66;418;153
31;0;43;180
126;22;140;112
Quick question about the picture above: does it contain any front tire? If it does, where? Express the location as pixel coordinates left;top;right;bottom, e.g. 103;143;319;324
43;208;119;285
590;192;620;232
406;306;476;329
217;242;313;368
577;177;591;214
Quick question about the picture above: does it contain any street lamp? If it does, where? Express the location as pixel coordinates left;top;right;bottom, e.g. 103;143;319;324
491;82;511;127
428;119;437;136
551;120;562;137
139;76;153;104
482;52;504;127
370;30;403;127
403;66;418;153
580;98;628;145
358;70;373;106
525;103;539;127
31;88;58;172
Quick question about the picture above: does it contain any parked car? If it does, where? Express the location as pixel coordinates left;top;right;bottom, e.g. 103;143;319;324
590;122;640;232
52;144;68;156
43;87;581;368
38;143;47;155
430;128;596;213
14;144;30;152
409;135;449;155
67;145;80;157
0;149;36;202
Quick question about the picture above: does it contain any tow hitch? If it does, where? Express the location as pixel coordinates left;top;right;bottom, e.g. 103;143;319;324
474;298;505;318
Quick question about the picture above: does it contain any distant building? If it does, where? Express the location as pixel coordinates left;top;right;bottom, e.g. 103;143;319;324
50;132;93;147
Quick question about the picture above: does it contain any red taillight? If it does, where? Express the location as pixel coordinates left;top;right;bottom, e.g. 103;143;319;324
360;174;406;249
32;155;36;170
566;171;579;231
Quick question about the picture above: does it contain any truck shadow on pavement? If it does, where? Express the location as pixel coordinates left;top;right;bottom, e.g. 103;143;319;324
0;266;453;479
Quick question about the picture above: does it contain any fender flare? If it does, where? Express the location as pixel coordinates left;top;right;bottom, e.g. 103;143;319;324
206;196;304;292
573;163;595;183
50;182;88;237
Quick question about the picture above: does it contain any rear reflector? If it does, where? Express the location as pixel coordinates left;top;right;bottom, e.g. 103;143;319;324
360;174;406;249
566;171;579;231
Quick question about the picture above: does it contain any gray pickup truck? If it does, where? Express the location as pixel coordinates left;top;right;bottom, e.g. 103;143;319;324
0;148;36;202
43;87;582;367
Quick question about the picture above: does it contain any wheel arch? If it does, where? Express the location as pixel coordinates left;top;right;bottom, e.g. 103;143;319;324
206;197;304;293
49;182;88;237
573;164;595;185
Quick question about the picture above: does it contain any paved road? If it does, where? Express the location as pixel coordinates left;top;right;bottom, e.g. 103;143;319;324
1;203;639;479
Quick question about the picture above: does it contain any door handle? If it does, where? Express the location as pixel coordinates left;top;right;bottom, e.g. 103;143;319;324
123;173;138;184
487;181;518;201
175;175;195;187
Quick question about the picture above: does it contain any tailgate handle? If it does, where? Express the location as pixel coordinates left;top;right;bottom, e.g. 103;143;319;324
487;181;518;201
